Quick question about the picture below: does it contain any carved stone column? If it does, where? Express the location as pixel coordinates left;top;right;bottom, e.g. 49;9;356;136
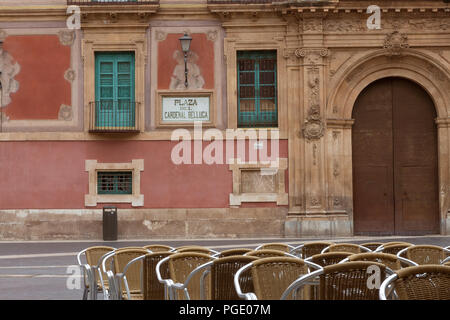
298;48;329;213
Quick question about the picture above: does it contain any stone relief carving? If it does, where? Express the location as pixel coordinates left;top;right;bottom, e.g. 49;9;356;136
58;104;73;121
303;17;323;33
206;30;218;42
58;30;76;46
64;69;76;82
169;50;205;90
324;17;365;32
303;67;325;142
383;31;409;56
155;30;167;41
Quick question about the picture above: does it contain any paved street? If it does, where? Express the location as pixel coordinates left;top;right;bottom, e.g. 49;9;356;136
0;235;448;300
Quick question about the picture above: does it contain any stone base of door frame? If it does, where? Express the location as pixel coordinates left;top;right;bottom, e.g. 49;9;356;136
284;214;353;238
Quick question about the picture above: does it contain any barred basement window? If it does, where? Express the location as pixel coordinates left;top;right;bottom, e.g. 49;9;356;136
97;171;133;195
237;50;278;128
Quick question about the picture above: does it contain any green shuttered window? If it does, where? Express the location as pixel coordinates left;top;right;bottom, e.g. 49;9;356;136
95;52;135;128
97;171;133;195
237;50;278;128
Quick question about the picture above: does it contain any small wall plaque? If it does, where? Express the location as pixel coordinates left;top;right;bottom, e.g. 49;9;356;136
156;90;215;127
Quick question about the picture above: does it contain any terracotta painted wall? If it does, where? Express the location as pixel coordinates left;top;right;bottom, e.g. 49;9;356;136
2;35;71;120
0;140;287;209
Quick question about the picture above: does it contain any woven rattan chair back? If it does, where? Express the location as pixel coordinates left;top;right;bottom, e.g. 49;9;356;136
113;248;150;299
168;252;214;300
175;246;217;255
143;245;174;252
251;257;309;300
377;242;413;255
295;241;335;259
360;242;384;251
309;252;353;267
318;261;387;300
85;246;115;291
322;243;368;254
245;249;289;258
403;245;448;265
255;243;293;252
390;265;450;300
143;252;174;300
216;248;253;258
210;256;259;300
347;252;402;271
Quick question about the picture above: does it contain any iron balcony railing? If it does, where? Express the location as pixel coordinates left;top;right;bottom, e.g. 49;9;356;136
67;0;159;5
89;101;141;133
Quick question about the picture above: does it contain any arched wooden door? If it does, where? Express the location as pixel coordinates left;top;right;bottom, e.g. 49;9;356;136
352;77;439;235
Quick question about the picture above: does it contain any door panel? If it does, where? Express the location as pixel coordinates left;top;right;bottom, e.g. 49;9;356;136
392;78;439;234
353;166;394;234
352;78;394;235
352;77;439;235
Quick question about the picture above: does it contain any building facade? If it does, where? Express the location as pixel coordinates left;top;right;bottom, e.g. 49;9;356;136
0;0;449;240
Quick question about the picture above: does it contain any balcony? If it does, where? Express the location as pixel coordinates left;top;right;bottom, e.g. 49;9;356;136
88;101;141;133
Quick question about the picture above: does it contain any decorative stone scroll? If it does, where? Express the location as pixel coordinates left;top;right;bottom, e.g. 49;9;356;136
303;67;325;142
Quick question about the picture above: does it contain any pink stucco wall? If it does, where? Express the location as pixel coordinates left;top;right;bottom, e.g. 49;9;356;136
0;140;288;209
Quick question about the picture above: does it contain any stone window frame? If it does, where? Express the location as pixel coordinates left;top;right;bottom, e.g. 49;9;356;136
224;37;287;134
229;158;288;206
82;33;146;133
85;159;144;207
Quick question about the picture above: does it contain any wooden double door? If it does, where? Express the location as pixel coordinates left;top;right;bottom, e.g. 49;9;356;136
352;77;439;235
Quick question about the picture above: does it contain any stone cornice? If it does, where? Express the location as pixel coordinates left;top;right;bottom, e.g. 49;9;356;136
0;5;67;20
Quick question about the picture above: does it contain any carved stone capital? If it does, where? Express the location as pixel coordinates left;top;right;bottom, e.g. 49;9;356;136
296;48;330;65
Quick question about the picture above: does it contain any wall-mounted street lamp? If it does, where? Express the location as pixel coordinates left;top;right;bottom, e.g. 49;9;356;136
179;33;192;88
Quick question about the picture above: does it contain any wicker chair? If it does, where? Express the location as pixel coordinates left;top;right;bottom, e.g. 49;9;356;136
374;242;413;254
101;248;150;300
174;246;219;256
185;255;259;300
76;246;115;300
306;252;353;267
234;257;322;300
290;241;335;259
397;245;450;265
342;252;417;271
321;243;371;254
143;244;174;252
244;249;297;258
214;248;253;258
442;256;450;266
156;252;215;300
360;242;384;251
380;265;450;300
122;251;175;300
254;243;295;253
281;261;392;300
304;252;353;300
